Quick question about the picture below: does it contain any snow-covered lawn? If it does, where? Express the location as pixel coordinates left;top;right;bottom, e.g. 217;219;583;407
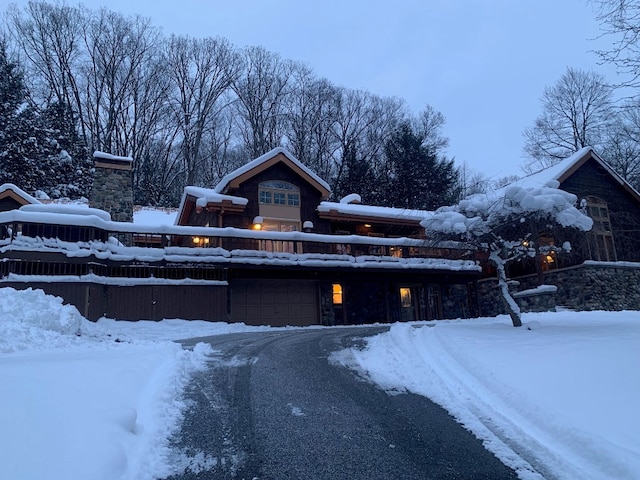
334;312;640;480
1;287;638;480
0;287;268;480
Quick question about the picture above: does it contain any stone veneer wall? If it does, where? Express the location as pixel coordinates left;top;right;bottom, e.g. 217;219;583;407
478;262;640;316
89;160;133;223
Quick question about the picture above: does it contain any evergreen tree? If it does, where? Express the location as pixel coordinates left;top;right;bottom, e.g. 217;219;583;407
382;122;458;210
40;101;93;198
333;139;378;203
0;40;38;189
0;43;92;198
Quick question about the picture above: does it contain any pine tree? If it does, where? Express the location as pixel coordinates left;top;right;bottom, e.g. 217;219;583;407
333;139;377;203
382;122;459;210
0;42;92;199
0;40;38;189
41;101;93;199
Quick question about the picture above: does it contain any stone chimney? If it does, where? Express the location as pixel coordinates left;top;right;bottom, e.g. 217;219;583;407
89;151;134;222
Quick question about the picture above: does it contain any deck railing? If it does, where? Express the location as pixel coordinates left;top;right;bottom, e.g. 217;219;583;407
0;217;474;264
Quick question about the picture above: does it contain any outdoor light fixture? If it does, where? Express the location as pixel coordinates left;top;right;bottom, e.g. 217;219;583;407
253;216;264;230
364;223;372;228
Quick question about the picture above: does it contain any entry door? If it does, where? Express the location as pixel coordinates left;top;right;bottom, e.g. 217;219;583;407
399;285;427;321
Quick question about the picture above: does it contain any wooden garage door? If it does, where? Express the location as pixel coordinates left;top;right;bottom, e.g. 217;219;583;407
231;279;319;327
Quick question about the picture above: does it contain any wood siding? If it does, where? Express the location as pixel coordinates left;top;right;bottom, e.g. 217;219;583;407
561;158;640;262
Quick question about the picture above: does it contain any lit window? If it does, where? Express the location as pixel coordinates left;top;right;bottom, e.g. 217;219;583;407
259;191;271;204
400;287;412;308
332;284;343;305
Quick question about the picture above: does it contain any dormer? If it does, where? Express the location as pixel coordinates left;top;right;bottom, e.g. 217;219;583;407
176;148;332;232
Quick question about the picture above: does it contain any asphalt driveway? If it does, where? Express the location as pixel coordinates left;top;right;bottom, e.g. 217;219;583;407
164;327;519;480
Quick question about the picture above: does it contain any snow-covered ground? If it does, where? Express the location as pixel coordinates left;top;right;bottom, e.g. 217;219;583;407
0;287;268;480
1;287;638;480
334;312;640;480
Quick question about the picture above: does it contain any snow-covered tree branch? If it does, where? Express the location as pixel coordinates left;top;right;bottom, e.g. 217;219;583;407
421;181;593;327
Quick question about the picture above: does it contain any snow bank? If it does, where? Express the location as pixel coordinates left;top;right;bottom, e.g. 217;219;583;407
334;312;640;480
0;287;214;480
0;287;84;352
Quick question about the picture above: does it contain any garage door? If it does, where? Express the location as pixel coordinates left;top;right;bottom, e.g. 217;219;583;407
231;279;319;326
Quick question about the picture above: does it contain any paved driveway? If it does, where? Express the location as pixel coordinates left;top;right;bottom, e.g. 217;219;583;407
165;327;519;480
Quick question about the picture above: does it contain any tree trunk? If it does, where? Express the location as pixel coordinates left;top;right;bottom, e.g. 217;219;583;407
490;251;523;327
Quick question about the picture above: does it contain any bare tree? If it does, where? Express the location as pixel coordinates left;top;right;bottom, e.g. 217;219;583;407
283;64;341;180
81;8;161;155
330;90;405;196
522;67;614;173
457;161;490;200
165;35;240;186
591;0;640;91
199;92;246;186
602;101;640;188
232;46;295;158
6;1;87;142
414;103;450;154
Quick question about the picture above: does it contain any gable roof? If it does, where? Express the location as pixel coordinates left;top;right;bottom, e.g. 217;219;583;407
0;183;41;208
214;147;331;199
511;147;640;203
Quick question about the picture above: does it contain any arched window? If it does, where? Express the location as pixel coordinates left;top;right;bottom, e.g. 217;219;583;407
585;196;617;262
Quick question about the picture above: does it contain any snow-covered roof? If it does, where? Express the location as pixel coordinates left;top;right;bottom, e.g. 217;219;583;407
509;147;640;202
92;151;133;163
184;186;248;207
20;203;112;222
318;201;428;222
133;206;178;226
175;186;249;225
213;147;331;196
0;183;41;205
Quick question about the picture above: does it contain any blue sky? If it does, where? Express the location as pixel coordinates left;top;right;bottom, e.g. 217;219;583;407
5;0;617;181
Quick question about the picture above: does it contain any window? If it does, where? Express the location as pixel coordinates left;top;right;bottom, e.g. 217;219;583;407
287;193;300;206
259;190;272;204
258;181;300;207
274;192;286;205
332;284;343;305
400;287;412;308
585;196;617;262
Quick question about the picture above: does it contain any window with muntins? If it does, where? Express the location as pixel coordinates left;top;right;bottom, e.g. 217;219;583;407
258;181;300;206
585;196;617;262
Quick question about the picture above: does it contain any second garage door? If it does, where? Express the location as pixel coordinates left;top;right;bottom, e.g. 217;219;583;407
230;279;319;327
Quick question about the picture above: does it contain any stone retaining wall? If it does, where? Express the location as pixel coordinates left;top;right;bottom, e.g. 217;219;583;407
477;262;640;316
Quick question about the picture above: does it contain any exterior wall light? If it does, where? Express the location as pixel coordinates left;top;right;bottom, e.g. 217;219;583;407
253;216;264;230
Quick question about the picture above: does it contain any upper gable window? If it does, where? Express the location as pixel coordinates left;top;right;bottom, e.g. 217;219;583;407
259;181;300;207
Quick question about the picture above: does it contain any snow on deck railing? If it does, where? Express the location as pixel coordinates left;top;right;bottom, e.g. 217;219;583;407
0;209;468;250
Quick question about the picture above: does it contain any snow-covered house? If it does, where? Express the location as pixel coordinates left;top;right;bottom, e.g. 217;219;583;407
509;146;640;269
0;183;40;212
0;148;480;325
173;148;478;325
476;146;640;314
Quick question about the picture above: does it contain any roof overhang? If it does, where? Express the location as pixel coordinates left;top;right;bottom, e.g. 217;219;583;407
216;148;331;200
558;148;640;204
317;208;424;227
